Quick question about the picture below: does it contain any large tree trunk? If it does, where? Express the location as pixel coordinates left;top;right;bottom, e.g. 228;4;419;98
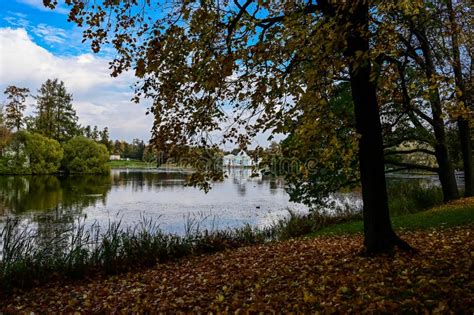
347;2;411;254
413;28;460;202
447;0;473;197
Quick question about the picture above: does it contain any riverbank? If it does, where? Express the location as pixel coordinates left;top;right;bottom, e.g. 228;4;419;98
108;160;154;169
108;160;195;171
1;199;472;312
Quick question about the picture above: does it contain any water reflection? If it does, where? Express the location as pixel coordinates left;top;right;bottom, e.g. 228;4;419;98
0;174;111;215
1;169;458;236
111;170;190;192
0;169;308;235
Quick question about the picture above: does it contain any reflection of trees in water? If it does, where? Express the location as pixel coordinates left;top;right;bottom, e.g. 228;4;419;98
0;174;112;252
59;174;111;209
111;170;189;191
0;176;62;214
109;169;283;198
0;173;111;244
0;174;111;215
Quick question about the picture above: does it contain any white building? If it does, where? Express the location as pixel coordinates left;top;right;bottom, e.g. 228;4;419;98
223;150;254;167
223;154;236;167
109;155;121;161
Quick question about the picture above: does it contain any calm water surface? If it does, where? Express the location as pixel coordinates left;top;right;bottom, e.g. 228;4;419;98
0;168;454;235
0;169;315;234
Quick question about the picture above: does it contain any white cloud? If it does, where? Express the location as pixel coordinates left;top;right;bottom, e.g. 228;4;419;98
3;12;30;28
31;23;68;44
3;12;93;55
0;27;275;147
0;27;153;142
16;0;69;14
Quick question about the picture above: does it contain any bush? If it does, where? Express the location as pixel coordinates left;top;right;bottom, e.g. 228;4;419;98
387;179;444;216
25;132;64;174
62;136;110;174
0;131;63;174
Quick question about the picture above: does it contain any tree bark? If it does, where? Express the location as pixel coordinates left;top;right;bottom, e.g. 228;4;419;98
347;2;411;254
447;0;473;197
413;27;460;202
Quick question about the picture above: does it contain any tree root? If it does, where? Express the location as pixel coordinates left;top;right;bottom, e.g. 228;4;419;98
361;232;417;256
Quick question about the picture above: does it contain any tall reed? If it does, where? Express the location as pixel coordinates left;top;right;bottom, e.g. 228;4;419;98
0;203;358;292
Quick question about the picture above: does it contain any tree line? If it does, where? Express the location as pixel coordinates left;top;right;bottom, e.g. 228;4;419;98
1;79;152;170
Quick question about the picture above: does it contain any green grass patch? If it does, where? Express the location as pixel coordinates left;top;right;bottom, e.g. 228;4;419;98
311;199;474;236
387;179;444;216
108;160;154;169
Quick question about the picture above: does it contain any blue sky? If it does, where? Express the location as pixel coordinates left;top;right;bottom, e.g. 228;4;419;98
0;0;154;142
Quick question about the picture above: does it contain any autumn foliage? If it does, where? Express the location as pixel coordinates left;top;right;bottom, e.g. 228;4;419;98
1;225;472;313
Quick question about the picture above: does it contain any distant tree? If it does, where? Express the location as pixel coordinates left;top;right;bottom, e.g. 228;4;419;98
0;103;4;125
113;140;122;155
34;79;79;142
3;86;29;131
91;126;99;141
0;106;12;156
62;136;110;174
23;116;37;131
132;138;145;160
99;127;113;152
143;145;157;164
83;125;92;139
99;127;109;143
123;141;132;158
0;126;11;157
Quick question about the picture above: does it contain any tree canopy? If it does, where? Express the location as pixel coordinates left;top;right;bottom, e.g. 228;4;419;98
62;136;110;174
44;0;472;253
0;131;63;175
32;79;80;143
3;86;29;132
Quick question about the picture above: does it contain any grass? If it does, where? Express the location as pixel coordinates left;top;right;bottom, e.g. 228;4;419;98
108;160;155;169
311;198;474;236
108;160;195;170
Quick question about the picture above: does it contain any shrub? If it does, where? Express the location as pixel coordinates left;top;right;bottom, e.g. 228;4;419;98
24;132;63;174
0;131;63;174
62;136;110;174
387;179;444;216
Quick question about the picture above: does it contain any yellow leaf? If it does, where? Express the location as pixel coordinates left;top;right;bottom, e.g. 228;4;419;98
340;286;350;294
216;294;224;302
303;291;317;303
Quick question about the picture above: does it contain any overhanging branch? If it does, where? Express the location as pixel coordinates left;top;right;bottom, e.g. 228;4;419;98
385;148;436;156
385;160;438;173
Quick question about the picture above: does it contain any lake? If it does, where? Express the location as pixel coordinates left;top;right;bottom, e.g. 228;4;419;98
0;168;313;235
0;168;455;236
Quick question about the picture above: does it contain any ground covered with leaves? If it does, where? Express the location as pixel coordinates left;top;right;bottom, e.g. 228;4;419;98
1;225;472;313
